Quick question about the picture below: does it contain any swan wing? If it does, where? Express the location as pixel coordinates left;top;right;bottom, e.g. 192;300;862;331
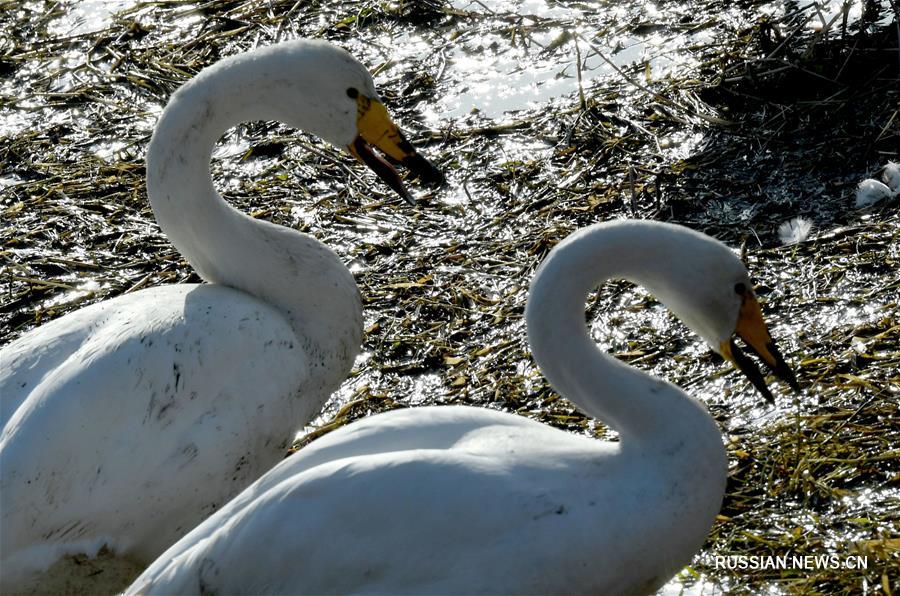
127;407;636;595
126;406;552;564
0;284;308;580
128;453;601;594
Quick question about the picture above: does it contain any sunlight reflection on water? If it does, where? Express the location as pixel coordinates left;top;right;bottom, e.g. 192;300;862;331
47;0;138;36
38;279;109;309
401;0;722;121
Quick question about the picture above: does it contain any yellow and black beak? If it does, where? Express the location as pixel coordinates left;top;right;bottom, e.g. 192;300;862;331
719;291;800;403
347;93;443;205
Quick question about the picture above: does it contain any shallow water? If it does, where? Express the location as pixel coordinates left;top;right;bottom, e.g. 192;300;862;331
47;0;138;36
1;1;897;594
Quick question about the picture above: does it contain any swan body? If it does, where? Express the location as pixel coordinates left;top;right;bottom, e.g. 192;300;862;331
0;39;440;589
1;285;305;576
127;220;797;595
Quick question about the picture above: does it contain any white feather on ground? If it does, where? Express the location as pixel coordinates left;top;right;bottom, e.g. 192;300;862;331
855;178;894;208
778;217;813;245
882;161;900;194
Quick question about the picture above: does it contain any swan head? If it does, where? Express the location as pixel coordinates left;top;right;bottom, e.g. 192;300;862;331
346;89;444;204
643;227;799;403
268;40;443;204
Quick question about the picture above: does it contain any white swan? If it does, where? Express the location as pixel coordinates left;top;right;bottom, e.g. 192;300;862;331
125;220;798;595
0;39;441;590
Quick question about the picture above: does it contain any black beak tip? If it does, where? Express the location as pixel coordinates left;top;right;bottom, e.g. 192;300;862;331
403;153;444;187
730;338;777;405
765;341;802;393
784;370;802;393
352;137;419;205
749;369;776;405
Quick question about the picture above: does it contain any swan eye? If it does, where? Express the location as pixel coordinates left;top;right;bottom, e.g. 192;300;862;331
734;282;747;296
346;87;359;99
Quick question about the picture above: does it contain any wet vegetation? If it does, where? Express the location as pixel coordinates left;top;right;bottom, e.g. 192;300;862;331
1;0;898;593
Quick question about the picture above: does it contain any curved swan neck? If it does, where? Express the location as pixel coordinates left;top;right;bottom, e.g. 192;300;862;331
146;43;363;394
525;221;720;446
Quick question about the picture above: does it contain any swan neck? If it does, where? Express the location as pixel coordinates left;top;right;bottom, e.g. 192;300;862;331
525;222;713;445
145;53;362;396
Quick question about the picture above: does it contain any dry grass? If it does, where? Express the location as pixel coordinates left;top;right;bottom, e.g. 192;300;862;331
1;0;898;593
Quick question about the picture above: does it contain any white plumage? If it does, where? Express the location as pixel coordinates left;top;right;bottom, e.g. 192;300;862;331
778;217;813;245
126;220;797;595
0;39;439;590
855;162;900;209
881;161;900;194
855;178;894;208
